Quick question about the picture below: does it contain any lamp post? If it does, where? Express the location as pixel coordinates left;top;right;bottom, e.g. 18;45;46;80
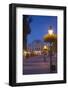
43;26;57;73
48;26;53;72
43;45;48;62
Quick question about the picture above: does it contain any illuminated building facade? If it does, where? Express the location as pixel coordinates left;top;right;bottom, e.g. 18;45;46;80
27;40;44;55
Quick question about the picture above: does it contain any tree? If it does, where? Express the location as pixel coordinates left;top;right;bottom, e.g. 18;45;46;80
44;33;57;53
44;33;57;42
43;33;57;72
23;15;32;50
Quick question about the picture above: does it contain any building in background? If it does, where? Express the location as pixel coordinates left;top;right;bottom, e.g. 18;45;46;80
27;40;44;55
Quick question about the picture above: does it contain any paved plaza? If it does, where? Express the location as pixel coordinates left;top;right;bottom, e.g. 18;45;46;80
23;55;57;75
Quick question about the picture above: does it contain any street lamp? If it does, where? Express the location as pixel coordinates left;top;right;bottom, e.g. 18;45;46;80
48;26;53;72
48;26;53;35
43;45;47;50
43;26;57;73
43;45;48;62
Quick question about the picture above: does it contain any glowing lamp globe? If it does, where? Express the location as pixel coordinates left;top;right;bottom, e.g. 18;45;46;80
48;26;53;35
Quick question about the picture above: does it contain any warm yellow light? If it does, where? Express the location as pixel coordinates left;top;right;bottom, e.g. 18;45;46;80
24;51;27;56
43;45;47;50
27;51;31;54
48;29;53;35
34;51;38;54
34;51;41;55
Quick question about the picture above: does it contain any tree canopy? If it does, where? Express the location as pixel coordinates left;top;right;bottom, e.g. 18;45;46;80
43;33;57;42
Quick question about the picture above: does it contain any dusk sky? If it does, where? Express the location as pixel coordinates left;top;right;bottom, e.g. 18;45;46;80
27;15;57;44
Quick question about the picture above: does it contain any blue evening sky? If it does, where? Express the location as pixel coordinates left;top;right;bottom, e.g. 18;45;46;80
27;15;57;44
